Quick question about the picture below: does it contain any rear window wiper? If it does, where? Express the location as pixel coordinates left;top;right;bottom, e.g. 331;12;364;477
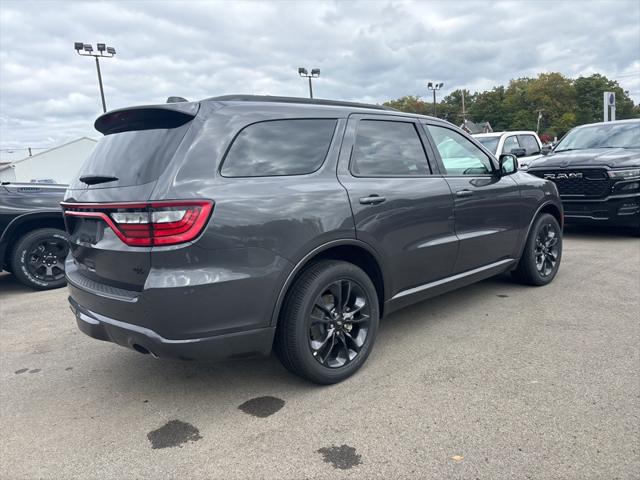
79;175;119;185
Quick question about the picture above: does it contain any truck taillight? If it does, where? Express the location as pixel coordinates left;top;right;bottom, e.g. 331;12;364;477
61;200;213;246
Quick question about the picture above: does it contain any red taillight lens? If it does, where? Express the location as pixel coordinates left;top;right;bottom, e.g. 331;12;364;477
62;200;213;246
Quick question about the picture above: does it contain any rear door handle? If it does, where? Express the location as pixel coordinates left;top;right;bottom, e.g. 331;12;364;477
456;190;474;197
359;195;386;205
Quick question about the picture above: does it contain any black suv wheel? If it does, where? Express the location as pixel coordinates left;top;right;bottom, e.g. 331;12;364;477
275;260;379;384
512;213;562;286
10;228;68;290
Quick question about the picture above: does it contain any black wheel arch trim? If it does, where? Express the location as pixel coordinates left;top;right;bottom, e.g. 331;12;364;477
516;200;563;260
269;238;389;326
0;210;65;268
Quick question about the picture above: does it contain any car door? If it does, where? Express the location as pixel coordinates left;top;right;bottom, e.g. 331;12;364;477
422;122;521;274
337;114;457;297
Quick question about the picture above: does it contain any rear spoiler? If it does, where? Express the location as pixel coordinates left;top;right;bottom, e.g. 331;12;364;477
94;103;199;135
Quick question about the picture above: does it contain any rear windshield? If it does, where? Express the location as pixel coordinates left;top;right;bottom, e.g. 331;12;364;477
475;136;499;154
72;124;190;188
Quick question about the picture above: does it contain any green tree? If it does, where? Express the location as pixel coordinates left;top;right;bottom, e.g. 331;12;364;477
383;72;638;134
438;89;475;123
526;72;576;136
574;74;637;124
383;95;431;115
468;86;508;130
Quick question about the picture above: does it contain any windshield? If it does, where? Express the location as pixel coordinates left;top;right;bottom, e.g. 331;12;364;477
476;137;499;154
555;122;640;151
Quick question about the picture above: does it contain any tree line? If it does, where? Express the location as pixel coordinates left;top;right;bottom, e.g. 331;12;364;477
383;73;639;141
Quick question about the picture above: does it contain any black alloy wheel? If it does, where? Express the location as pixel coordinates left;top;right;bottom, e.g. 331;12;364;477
276;260;379;384
512;213;562;286
309;279;371;368
11;228;69;290
26;237;67;283
534;222;560;277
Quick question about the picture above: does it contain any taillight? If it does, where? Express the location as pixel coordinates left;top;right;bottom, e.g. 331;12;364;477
61;200;213;246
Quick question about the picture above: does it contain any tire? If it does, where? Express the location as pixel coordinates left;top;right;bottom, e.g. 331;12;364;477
10;228;69;290
275;260;380;384
512;213;562;286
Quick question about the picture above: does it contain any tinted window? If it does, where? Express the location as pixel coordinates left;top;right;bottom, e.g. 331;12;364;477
427;125;494;175
476;136;499;154
73;124;190;188
518;135;541;155
351;120;429;176
503;136;520;153
221;119;337;177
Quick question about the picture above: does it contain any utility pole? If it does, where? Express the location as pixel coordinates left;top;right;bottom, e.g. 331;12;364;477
536;110;542;134
74;42;116;113
461;90;466;122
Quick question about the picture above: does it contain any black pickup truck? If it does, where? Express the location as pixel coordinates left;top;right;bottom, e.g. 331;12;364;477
0;182;68;289
528;119;639;233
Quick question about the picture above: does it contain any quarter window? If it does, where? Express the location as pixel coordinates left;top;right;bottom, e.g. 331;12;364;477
351;120;430;176
221;119;337;177
427;125;494;176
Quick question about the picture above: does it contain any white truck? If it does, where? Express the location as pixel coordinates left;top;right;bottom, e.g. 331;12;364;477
473;131;548;170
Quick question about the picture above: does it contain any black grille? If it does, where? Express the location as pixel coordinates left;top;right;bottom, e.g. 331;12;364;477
530;169;611;198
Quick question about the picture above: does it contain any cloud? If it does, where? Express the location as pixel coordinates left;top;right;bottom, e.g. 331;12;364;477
0;0;638;149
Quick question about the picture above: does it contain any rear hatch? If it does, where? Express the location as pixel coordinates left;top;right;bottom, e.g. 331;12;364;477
63;102;202;291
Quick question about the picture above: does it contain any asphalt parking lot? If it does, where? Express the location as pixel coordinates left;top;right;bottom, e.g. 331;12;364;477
1;227;638;479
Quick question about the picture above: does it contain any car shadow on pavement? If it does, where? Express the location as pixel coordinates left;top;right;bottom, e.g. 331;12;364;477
563;224;637;239
0;272;49;297
88;272;525;396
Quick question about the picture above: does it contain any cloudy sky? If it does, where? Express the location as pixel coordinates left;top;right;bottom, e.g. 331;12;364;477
1;0;639;150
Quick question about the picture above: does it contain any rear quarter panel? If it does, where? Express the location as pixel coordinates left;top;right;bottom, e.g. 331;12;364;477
146;106;356;331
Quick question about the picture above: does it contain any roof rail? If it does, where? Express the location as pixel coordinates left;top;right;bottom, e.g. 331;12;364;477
203;94;397;111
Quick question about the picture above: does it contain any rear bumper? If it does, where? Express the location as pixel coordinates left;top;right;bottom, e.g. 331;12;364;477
562;194;640;228
69;296;275;360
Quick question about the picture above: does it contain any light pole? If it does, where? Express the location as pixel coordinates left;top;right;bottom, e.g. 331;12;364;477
427;81;444;116
74;42;116;113
298;67;320;99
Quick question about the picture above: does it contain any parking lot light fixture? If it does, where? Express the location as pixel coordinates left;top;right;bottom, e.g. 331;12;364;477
298;67;320;99
74;41;117;113
427;81;444;116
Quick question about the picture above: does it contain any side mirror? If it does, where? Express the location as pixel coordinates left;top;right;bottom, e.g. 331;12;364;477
510;148;527;158
499;153;518;176
541;146;552;156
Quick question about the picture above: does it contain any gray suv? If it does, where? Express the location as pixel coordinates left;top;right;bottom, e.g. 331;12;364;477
63;95;563;384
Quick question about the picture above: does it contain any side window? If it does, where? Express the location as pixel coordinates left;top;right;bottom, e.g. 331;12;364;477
351;120;430;176
426;125;494;176
221;119;337;177
503;136;520;154
518;135;541;155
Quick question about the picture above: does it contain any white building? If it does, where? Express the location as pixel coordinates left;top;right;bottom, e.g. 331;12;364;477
0;137;97;184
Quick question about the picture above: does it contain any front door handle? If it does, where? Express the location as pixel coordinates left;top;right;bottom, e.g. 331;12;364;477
456;190;474;197
359;195;386;205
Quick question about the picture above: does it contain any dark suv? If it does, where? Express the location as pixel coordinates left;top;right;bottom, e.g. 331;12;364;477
63;95;563;384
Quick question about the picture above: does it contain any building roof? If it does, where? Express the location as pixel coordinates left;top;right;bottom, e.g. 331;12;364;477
460;119;493;134
0;137;96;167
0;137;97;172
